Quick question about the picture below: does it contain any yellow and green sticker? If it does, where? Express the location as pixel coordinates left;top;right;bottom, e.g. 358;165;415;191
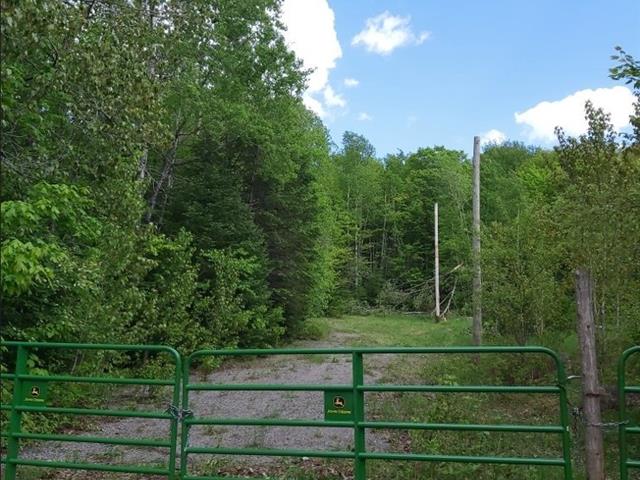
21;380;48;404
324;389;354;421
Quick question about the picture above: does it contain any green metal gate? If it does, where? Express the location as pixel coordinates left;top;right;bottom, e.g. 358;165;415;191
619;345;640;479
182;346;573;480
0;341;182;479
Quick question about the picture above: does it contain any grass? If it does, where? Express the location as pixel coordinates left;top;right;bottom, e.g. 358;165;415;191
294;314;636;479
301;353;333;364
195;458;349;480
322;314;569;479
307;313;472;347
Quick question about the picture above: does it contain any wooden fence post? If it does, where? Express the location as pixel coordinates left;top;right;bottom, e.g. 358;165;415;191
575;267;605;480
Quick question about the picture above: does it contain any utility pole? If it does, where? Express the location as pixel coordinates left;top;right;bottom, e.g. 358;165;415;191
472;136;482;345
434;202;440;320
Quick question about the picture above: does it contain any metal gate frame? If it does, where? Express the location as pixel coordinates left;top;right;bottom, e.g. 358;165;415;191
181;346;573;480
0;341;182;480
619;345;640;479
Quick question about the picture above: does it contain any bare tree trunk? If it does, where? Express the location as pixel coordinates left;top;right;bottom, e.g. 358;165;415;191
138;149;148;181
138;1;156;183
434;202;440;321
381;193;388;274
575;268;605;480
472;136;482;345
442;277;457;318
145;123;182;223
354;226;359;290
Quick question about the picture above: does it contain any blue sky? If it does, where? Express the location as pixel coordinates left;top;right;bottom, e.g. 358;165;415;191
282;0;640;157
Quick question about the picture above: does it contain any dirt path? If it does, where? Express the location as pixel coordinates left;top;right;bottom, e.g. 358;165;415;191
19;331;402;478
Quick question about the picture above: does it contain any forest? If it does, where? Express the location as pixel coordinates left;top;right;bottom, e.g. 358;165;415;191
1;1;639;478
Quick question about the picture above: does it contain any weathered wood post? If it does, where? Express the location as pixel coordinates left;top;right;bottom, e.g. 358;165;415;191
575;267;605;479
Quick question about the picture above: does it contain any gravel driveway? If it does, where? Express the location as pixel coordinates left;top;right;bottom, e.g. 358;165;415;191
17;332;401;478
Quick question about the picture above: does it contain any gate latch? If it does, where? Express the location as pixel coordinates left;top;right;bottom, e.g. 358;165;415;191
165;404;193;421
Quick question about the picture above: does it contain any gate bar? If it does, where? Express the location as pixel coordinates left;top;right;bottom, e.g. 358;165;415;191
185;417;563;432
0;341;182;480
183;346;574;480
0;431;172;447
619;345;640;480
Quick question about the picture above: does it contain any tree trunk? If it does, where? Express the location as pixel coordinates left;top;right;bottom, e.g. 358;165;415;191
138;149;148;181
354;226;359;290
145;124;181;223
381;193;387;274
575;267;605;480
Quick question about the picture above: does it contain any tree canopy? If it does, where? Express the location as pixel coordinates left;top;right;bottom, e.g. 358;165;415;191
1;1;638;394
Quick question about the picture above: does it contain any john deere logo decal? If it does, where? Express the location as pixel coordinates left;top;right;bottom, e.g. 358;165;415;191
324;390;353;421
22;380;48;404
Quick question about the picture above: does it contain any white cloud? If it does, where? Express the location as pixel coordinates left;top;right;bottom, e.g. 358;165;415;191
303;93;326;118
323;85;346;108
407;115;418;127
515;86;635;142
481;129;506;145
351;11;431;55
344;78;360;88
281;0;342;117
358;112;373;121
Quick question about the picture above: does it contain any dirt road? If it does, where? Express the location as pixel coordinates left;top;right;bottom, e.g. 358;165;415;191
19;331;400;479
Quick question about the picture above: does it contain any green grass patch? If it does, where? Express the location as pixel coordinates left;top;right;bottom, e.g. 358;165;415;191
307;314;633;479
313;314;472;347
294;318;331;341
367;353;571;479
300;352;332;363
